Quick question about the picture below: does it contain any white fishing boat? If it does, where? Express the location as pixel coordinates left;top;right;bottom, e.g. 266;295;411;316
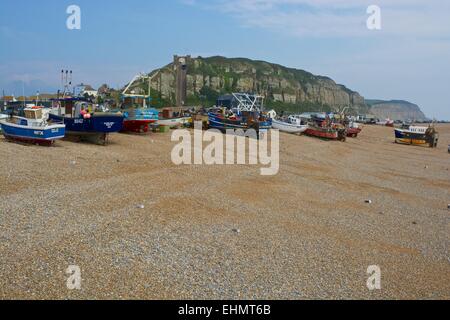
272;117;308;134
377;118;394;127
158;116;191;128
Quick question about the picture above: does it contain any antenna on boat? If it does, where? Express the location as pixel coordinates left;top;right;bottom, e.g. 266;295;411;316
22;80;25;108
66;70;69;96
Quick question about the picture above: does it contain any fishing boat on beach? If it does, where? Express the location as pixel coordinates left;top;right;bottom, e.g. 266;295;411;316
0;107;65;146
377;118;395;127
347;126;362;138
304;115;347;141
271;116;308;134
346;121;363;138
48;71;124;144
49;98;124;145
157;117;189;128
118;73;159;133
305;125;341;140
157;108;191;128
395;125;439;148
119;96;158;133
208;93;272;138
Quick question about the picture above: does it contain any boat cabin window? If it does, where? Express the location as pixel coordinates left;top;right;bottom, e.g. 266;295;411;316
24;108;42;120
17;118;28;126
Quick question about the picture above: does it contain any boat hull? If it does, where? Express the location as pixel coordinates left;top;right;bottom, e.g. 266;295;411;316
347;127;362;138
208;113;272;140
49;113;123;133
208;113;272;131
158;117;190;128
272;119;308;134
395;129;438;147
0;120;65;146
120;108;158;133
122;119;155;133
48;113;123;145
305;127;339;140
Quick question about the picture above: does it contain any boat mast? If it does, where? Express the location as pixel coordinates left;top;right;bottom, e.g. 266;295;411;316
22;81;25;108
61;69;73;98
232;93;264;113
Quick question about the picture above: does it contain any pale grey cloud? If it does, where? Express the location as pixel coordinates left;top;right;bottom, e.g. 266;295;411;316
185;0;450;38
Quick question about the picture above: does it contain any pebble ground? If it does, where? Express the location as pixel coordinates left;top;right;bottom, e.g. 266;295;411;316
0;124;449;299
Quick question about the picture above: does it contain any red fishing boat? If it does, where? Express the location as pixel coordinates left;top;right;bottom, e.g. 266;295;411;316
305;115;347;141
305;126;339;140
347;126;362;138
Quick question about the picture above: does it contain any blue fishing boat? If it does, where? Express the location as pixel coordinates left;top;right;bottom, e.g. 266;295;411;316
49;98;124;145
119;96;159;133
0;107;65;146
208;93;272;138
208;111;272;130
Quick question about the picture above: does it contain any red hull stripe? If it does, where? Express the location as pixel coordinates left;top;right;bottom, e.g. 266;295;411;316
121;120;155;133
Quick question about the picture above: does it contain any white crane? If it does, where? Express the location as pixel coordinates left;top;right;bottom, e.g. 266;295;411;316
122;71;160;108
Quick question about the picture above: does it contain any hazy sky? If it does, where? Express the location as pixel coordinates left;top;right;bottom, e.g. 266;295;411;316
0;0;449;119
